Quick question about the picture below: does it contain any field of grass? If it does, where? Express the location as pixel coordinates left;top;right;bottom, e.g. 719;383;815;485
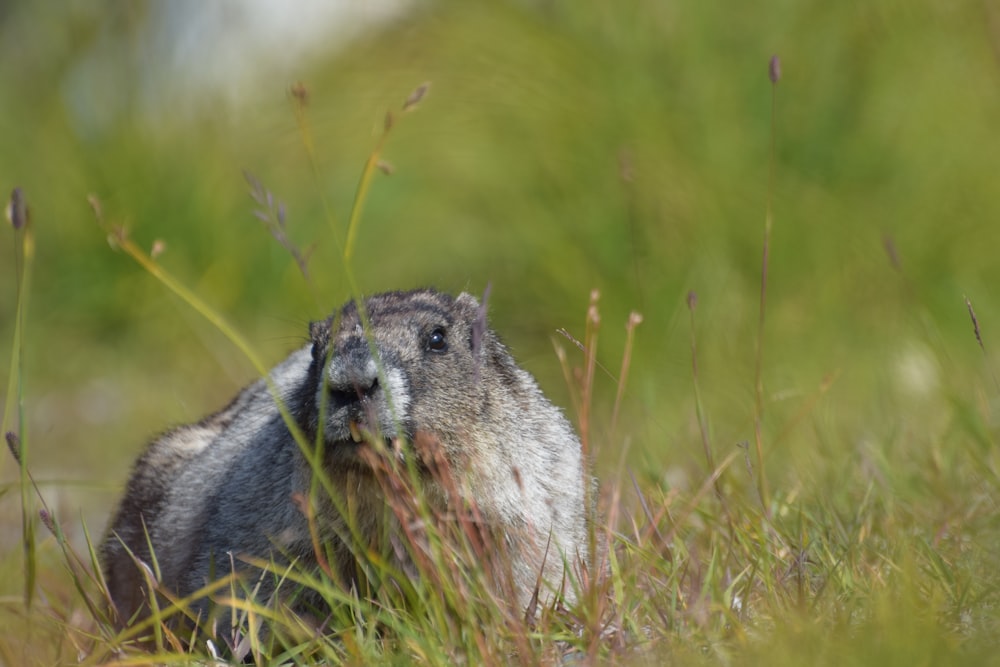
3;0;1000;664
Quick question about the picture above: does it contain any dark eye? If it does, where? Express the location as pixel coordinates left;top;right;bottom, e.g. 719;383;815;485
427;328;448;353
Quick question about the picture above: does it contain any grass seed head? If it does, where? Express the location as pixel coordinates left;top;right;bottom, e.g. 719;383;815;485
6;431;21;464
6;187;28;230
769;54;782;83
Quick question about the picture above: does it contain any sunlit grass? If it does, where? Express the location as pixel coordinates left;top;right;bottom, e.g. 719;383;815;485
6;167;1000;662
2;1;1000;664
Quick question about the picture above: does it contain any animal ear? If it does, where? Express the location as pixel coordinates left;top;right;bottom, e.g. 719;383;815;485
309;317;331;342
456;286;492;318
455;292;480;310
309;317;333;360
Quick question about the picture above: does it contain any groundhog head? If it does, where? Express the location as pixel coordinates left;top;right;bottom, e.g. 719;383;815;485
305;289;503;476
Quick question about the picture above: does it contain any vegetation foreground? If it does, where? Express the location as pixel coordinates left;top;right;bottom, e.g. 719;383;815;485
4;92;1000;667
2;2;1000;665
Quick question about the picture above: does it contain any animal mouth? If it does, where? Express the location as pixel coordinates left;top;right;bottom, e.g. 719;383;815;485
322;412;411;474
334;419;398;462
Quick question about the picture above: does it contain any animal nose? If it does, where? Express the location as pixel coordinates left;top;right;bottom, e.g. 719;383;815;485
326;338;380;410
328;374;379;410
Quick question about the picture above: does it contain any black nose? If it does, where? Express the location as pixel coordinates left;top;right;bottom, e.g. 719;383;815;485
326;337;381;411
328;374;379;410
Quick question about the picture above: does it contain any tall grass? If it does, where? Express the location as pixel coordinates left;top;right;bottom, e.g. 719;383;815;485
3;188;36;611
3;39;1000;667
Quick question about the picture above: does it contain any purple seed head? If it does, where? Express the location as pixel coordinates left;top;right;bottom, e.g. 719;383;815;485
39;508;56;535
5;431;21;464
687;290;698;311
403;82;430;112
7;188;27;230
769;55;782;84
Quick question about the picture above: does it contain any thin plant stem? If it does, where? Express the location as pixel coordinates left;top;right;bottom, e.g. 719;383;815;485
5;201;36;607
965;295;1000;394
610;311;643;437
579;290;601;457
753;55;781;516
345;126;390;263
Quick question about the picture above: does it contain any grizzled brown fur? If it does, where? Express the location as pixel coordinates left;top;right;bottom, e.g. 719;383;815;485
101;289;589;628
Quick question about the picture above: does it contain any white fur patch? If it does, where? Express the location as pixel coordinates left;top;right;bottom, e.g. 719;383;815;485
167;428;214;454
384;367;410;418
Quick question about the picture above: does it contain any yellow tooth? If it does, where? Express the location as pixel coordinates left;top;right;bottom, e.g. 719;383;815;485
349;421;363;443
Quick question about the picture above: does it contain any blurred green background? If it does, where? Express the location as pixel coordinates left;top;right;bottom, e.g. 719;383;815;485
1;0;999;554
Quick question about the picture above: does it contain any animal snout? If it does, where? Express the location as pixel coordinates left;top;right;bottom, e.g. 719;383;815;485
328;374;380;410
326;338;383;412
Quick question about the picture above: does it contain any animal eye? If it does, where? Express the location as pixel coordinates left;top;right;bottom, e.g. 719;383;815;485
427;328;448;353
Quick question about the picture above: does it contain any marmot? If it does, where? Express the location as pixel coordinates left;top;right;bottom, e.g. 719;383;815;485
100;289;589;631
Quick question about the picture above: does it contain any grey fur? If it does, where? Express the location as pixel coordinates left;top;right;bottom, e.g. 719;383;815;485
101;289;589;628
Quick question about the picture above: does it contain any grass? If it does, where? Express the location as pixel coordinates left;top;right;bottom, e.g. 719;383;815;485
3;0;1000;664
